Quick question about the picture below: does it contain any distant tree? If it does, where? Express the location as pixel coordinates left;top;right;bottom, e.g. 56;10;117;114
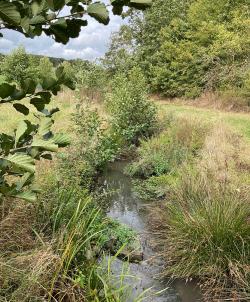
38;57;55;82
76;62;107;100
1;46;38;85
61;61;76;82
102;24;136;75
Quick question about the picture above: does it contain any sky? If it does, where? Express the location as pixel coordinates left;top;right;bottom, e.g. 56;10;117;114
0;6;125;61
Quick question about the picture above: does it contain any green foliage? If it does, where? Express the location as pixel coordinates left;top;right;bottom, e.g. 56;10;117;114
0;46;39;85
99;218;139;253
163;169;250;299
132;174;177;200
75;61;107;100
0;63;74;201
105;67;157;144
129;0;250;99
102;24;137;75
0;0;151;44
37;56;55;83
59;100;120;189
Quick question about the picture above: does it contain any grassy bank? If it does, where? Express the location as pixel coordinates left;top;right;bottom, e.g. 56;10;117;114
128;110;250;300
156;100;250;141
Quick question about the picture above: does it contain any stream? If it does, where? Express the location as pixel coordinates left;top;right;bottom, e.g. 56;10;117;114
101;161;201;302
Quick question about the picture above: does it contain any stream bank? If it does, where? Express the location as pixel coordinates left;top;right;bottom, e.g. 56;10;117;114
101;161;201;302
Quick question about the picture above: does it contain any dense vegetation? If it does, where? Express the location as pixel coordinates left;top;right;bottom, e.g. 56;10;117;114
105;0;250;105
0;0;249;301
0;48;156;301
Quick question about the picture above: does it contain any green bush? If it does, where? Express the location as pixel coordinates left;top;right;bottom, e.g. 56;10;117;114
0;46;39;85
105;67;157;144
130;0;250;100
59;100;120;189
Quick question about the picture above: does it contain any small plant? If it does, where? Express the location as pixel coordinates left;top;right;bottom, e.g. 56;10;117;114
99;218;140;253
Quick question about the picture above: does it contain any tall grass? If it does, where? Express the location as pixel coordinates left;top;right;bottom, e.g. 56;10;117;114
152;124;250;300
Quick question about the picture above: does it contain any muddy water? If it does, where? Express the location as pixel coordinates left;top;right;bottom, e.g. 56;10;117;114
101;161;201;302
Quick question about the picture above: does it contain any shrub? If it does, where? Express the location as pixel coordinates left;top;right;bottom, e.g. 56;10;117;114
59;100;120;189
105;67;157;144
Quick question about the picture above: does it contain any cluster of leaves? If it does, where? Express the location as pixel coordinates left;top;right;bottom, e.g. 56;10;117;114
0;0;151;44
105;67;157;144
0;65;74;201
147;0;250;98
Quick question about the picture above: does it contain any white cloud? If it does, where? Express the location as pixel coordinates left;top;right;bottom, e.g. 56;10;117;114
0;38;14;51
0;9;124;60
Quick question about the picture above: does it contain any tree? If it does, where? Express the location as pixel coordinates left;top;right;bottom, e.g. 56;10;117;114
37;56;55;82
102;24;136;75
0;0;152;201
1;46;39;85
75;61;107;100
129;0;250;98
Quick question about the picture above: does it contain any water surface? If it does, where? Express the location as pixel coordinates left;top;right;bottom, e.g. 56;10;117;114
101;161;201;302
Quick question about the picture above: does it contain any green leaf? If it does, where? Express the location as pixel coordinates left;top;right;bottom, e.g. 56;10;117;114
52;133;71;147
37;117;53;136
31;0;48;15
0;2;21;25
31;138;58;152
49;19;69;44
15;172;34;191
13;190;37;202
0;82;15;98
13;103;30;115
15;120;28;147
47;0;65;11
29;15;46;25
5;153;35;173
42;76;57;89
30;97;46;111
87;3;110;25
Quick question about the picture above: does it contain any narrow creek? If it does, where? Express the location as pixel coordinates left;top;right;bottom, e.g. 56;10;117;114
101;161;201;302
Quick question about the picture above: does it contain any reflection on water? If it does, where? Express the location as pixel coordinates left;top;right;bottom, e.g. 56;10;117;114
101;161;202;302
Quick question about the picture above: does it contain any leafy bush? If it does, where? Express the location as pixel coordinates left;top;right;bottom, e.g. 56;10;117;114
0;46;39;86
99;218;140;253
127;116;208;177
105;67;157;144
74;61;108;101
59;100;120;189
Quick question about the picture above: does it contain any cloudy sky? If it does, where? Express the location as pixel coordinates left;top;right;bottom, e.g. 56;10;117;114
0;6;125;61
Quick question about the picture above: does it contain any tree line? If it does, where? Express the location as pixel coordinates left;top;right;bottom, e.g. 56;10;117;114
104;0;250;100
